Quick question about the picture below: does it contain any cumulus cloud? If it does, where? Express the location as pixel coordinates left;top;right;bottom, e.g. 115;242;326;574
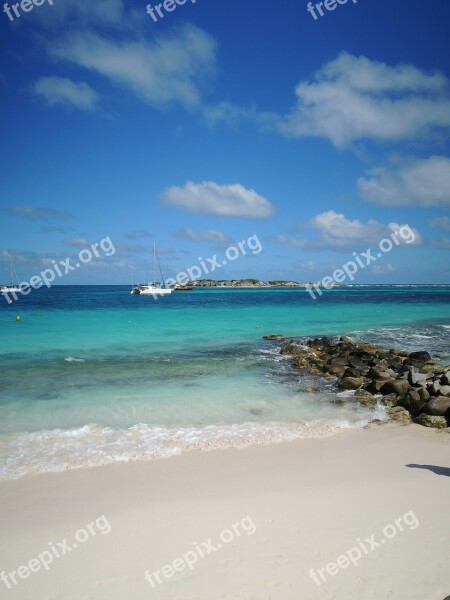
160;181;274;218
208;53;450;148
48;25;217;110
172;229;232;243
358;156;450;206
4;206;74;220
281;53;450;147
270;211;421;251
33;77;99;111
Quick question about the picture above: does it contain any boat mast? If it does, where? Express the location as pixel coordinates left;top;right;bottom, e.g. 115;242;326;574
153;241;156;285
9;255;19;286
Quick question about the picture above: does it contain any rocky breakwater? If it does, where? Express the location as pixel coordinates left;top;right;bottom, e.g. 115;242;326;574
264;335;450;429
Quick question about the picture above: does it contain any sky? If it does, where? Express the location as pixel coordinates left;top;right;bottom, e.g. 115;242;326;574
1;0;450;285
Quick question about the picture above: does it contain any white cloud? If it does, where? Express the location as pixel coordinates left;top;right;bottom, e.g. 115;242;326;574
34;77;99;111
358;156;450;206
270;211;421;251
428;216;450;232
160;181;274;218
172;229;231;243
281;53;450;147
208;53;450;148
48;25;217;109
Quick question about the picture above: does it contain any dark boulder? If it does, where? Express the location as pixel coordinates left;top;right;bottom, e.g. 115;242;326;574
380;379;411;397
424;396;450;417
408;351;432;363
368;366;396;380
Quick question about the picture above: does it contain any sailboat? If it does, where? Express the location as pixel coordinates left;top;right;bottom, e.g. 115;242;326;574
131;242;173;296
1;254;21;294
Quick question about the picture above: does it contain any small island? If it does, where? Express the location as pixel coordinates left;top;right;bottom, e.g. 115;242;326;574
188;279;313;288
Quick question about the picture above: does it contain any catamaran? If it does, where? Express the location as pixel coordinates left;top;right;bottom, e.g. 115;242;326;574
131;242;173;296
1;254;21;294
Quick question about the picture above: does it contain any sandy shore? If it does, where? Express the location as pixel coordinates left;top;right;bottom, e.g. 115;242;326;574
0;422;449;600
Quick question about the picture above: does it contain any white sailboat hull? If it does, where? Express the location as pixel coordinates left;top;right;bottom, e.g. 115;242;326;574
131;286;173;296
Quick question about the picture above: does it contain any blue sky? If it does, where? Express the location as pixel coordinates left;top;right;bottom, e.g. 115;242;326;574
1;0;449;284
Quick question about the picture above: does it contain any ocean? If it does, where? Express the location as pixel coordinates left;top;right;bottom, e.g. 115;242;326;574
1;285;449;479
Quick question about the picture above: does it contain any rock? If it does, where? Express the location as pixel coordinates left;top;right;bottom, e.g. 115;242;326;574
396;395;411;411
281;341;301;355
406;390;427;416
408;370;428;385
338;377;367;391
424;396;450;417
441;373;450;386
368;367;395;380
427;381;442;396
420;363;442;375
414;413;447;429
325;365;347;377
385;354;404;369
408;351;432;363
438;385;450;397
348;356;370;370
367;379;388;394
387;407;411;424
327;356;349;367
304;387;317;393
380;379;411;397
417;387;430;402
263;334;285;340
294;358;308;369
340;336;354;344
380;393;398;408
343;367;364;378
309;368;322;375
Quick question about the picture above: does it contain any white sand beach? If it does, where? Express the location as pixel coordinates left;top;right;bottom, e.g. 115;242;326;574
0;422;449;600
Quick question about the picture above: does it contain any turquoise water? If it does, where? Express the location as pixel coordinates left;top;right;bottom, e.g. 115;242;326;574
0;286;449;478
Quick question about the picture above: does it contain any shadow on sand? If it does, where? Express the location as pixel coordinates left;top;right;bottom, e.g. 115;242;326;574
406;464;450;477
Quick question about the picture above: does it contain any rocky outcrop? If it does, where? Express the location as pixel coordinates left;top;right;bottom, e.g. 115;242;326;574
268;335;450;430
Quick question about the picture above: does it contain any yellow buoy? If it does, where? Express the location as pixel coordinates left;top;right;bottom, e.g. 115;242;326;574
16;315;21;322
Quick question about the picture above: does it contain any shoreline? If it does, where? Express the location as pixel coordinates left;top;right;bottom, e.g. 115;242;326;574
0;423;449;599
